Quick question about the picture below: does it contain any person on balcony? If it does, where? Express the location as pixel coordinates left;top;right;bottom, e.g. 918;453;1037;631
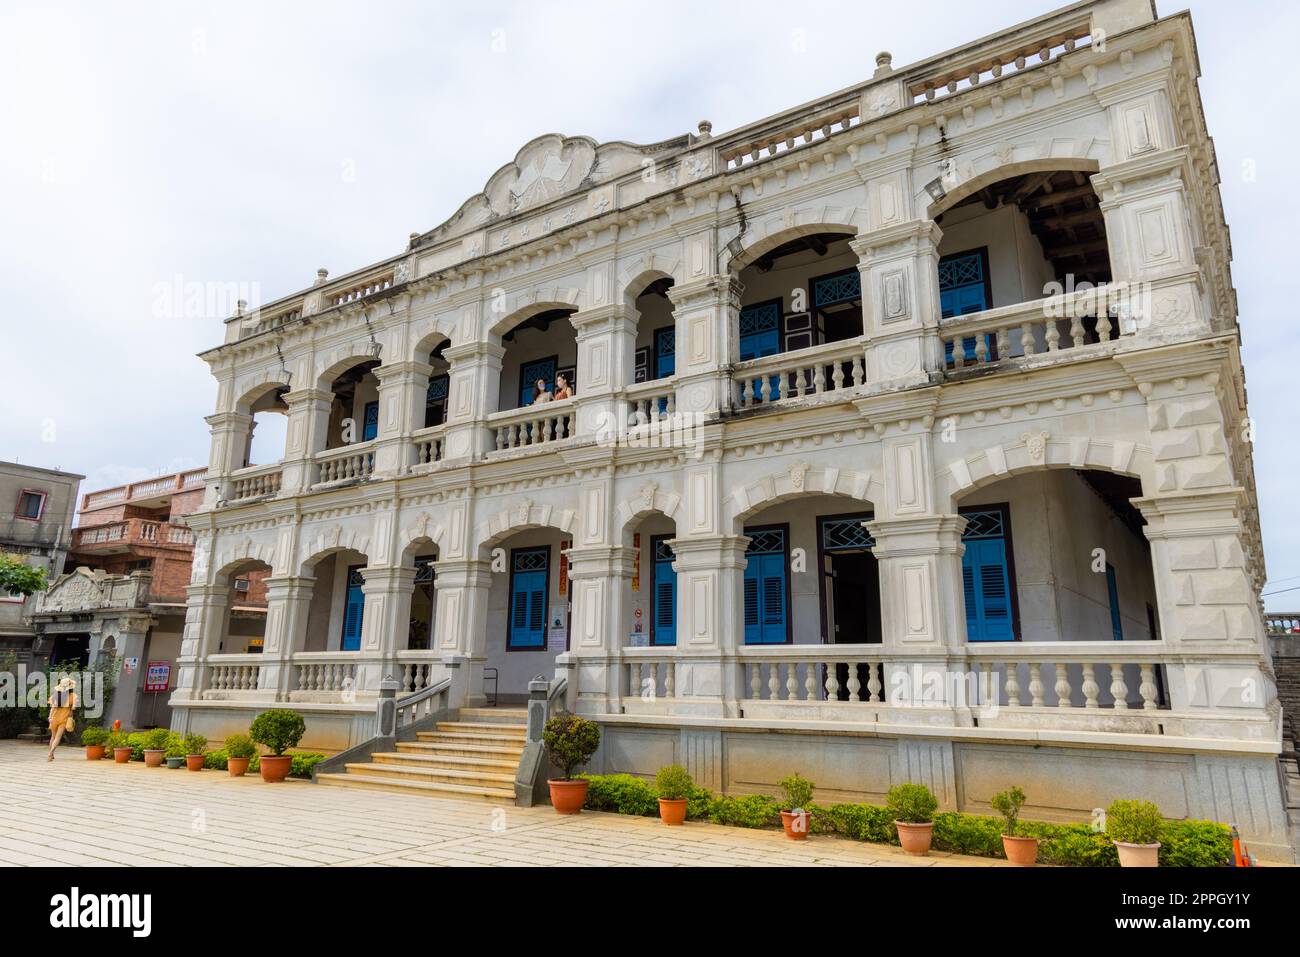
46;676;78;761
553;374;573;401
531;378;554;404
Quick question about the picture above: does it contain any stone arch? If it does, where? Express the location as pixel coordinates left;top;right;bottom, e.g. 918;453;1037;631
488;287;584;338
925;156;1102;219
725;464;883;530
473;499;578;557
232;373;291;415
614;482;683;541
298;525;373;575
398;511;448;564
618;252;684;305
315;348;383;390
212;540;277;584
937;432;1154;509
410;315;457;363
726;206;869;273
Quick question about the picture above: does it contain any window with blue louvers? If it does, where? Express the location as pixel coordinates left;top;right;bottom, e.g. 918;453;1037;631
341;565;366;651
959;507;1017;642
651;536;676;646
508;548;549;649
743;527;788;645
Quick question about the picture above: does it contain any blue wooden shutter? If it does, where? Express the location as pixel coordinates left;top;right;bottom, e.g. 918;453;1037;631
655;328;675;379
739;302;781;361
1106;564;1124;640
652;539;677;646
743;530;787;645
519;358;557;407
341;566;366;651
509;549;548;648
960;507;1015;642
362;400;379;441
939;252;992;364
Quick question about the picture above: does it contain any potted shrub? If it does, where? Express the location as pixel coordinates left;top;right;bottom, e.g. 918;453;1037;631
81;726;108;761
655;764;693;826
249;709;306;782
183;733;208;772
991;786;1038;866
778;774;815;840
164;732;187;769
542;713;600;814
888;782;938;855
109;730;133;763
142;728;170;768
1106;799;1163;867
224;732;256;777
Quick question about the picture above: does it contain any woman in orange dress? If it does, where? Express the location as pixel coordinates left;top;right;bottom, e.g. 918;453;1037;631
47;676;78;761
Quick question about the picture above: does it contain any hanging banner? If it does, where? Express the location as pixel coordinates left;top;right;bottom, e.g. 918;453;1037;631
558;540;571;596
632;533;640;591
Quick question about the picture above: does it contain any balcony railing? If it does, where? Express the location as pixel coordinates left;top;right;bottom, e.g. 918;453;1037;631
227;462;282;502
201;654;265;699
82;468;207;510
72;518;194;551
314;442;376;486
939;289;1136;373
625;379;677;427
731;339;866;410
1267;613;1300;635
411;424;446;469
488;398;576;453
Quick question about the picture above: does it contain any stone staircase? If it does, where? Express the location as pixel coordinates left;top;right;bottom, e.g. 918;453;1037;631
316;707;527;803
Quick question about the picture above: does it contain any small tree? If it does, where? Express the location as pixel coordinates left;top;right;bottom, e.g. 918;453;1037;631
0;553;48;598
887;782;938;824
1105;799;1163;846
182;733;208;757
778;773;815;812
655;764;694;801
991;786;1027;837
249;709;306;756
223;733;257;759
542;713;600;780
142;727;171;752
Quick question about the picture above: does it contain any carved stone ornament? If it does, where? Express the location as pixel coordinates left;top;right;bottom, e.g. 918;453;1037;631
1022;430;1051;464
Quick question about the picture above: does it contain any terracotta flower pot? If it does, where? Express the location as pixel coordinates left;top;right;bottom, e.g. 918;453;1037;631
781;810;811;840
165;756;185;769
1002;833;1039;866
113;747;132;764
259;754;293;783
659;797;688;826
186;755;205;772
227;757;250;777
1115;840;1161;868
84;745;105;761
143;749;166;768
548;778;589;814
895;820;934;856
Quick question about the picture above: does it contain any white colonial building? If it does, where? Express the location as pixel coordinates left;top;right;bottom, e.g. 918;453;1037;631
172;0;1294;859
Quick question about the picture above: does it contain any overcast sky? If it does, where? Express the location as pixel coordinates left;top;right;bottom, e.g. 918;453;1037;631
1;1;1295;607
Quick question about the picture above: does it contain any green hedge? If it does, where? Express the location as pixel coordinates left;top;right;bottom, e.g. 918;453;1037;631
578;774;1232;867
201;748;325;779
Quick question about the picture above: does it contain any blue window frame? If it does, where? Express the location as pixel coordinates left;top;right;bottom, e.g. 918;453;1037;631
341;565;366;651
738;300;782;361
650;536;676;646
519;356;557;407
361;400;379;442
939;249;995;365
1106;563;1124;641
507;547;549;650
654;326;675;379
425;374;449;428
811;269;861;310
959;506;1018;642
743;526;789;645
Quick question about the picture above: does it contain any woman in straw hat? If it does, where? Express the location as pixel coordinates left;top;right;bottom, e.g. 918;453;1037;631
46;675;78;761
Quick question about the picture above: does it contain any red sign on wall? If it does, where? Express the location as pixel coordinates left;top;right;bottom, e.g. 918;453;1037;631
144;661;171;693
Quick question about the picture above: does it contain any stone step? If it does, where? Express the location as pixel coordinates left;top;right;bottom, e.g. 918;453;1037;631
456;707;529;724
372;751;519;773
396;740;525;758
415;730;528;746
316;772;515;803
434;721;526;736
343;761;516;787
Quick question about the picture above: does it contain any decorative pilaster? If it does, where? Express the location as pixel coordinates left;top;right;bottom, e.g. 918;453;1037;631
667;275;741;417
203;411;252;506
371;360;433;476
358;564;415;696
569;305;638;442
565;544;634;715
280;387;333;493
441;341;505;461
259;575;315;699
668;534;749;716
430;558;493;706
171;584;228;703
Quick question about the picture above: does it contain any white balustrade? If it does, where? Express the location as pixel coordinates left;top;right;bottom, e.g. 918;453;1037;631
412;425;445;467
625;381;676;427
294;658;359;694
228;465;282;501
732;340;865;410
314;445;375;485
490;400;575;452
395;655;439;693
166;523;193;545
202;655;264;698
625;658;677;700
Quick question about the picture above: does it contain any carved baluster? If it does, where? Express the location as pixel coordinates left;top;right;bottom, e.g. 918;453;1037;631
665;662;675;699
1028;664;1045;707
786;663;799;700
1139;665;1158;710
1109;663;1129;710
951;338;965;368
1081;663;1100;708
793;367;806;398
847;664;862;703
1004;662;1021;707
1054;663;1073;708
1021;321;1037;356
804;663;816;701
665;391;675;416
980;662;994;708
867;661;882;703
767;663;781;700
749;663;762;699
629;662;642;698
829;362;841;392
1097;312;1113;342
1045;319;1061;352
401;663;414;693
974;335;989;364
824;663;840;701
741;378;754;408
851;356;864;386
1069;315;1085;348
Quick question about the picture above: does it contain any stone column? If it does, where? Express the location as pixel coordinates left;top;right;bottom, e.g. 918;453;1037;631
280;387;333;493
354;565;414;698
203;411;251;506
258;575;314;700
851;220;945;391
441;341;505;461
171;584;227;704
565;544;633;715
667;275;741;417
371;360;433;476
569;305;637;443
430;558;493;706
668;534;750;717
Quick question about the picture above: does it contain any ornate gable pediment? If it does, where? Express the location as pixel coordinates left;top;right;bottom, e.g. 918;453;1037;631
416;133;687;247
31;568;108;615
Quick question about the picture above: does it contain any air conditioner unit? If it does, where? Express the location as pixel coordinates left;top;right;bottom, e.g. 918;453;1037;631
234;579;250;592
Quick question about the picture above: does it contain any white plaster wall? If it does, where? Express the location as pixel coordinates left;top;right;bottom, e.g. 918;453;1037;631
484;527;572;696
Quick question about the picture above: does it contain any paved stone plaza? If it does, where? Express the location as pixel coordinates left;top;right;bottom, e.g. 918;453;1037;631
0;742;1004;867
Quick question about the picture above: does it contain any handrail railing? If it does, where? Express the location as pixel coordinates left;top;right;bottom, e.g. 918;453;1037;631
515;672;569;807
311;675;455;782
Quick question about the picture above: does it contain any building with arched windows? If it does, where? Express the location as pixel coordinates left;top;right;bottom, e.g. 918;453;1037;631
171;0;1294;860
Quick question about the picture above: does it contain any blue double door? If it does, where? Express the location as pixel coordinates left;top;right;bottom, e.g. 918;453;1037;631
959;508;1016;642
341;565;366;651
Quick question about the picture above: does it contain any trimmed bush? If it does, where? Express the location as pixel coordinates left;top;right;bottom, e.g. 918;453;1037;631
290;753;327;779
249;709;306;756
990;786;1027;837
1106;799;1163;846
223;733;256;759
583;773;659;816
80;726;109;748
541;713;600;780
182;733;207;756
708;793;782;829
654;765;693;801
887;783;938;824
142;728;171;752
778;773;814;812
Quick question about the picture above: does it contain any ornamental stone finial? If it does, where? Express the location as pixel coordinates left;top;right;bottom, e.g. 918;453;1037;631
314;268;329;286
874;51;893;76
697;119;713;140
